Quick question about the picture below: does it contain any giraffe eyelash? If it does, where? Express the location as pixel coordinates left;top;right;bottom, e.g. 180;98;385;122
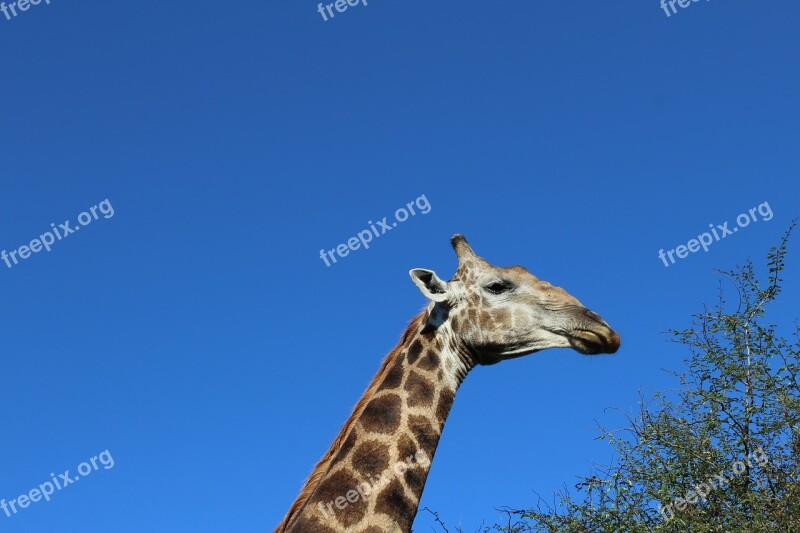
485;281;513;294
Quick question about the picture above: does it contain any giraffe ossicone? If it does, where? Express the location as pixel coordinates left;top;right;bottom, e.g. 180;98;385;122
276;234;620;533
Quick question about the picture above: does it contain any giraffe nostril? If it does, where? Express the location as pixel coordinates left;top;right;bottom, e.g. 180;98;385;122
583;309;603;324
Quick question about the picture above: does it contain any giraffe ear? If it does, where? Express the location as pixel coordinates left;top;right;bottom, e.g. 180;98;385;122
409;268;449;303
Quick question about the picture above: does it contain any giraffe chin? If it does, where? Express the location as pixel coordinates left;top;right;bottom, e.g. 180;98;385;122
474;346;544;365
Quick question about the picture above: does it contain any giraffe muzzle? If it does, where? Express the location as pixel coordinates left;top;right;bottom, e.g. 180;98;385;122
569;309;621;355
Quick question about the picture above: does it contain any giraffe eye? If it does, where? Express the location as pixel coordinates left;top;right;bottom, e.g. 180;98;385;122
485;281;513;294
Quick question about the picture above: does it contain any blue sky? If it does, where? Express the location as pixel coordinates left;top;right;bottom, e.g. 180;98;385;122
1;1;798;531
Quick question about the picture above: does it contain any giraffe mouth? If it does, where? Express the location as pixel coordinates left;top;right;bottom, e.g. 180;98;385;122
569;328;621;355
567;308;621;355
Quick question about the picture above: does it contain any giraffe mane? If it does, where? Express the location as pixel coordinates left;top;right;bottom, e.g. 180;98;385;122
274;310;428;532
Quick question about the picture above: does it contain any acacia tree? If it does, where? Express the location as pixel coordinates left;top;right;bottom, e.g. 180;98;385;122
423;225;800;533
493;224;800;532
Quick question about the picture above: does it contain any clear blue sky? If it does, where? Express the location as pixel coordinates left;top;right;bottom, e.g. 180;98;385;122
1;1;798;531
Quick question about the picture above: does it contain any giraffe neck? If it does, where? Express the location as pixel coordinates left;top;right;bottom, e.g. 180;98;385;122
277;306;476;533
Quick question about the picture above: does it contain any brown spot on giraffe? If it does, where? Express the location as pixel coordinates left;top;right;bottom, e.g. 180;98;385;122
335;431;358;463
408;414;439;460
493;307;511;324
397;434;418;465
351;441;391;478
417;349;440;371
406;340;422;365
374;479;415;530
402;461;427;495
382;354;405;390
435;388;455;424
309;469;367;527
360;394;402;434
404;370;435;408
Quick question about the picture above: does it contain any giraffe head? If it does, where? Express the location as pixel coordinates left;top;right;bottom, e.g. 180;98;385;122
410;234;620;365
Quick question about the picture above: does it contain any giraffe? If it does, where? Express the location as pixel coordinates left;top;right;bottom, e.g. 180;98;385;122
275;234;620;533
